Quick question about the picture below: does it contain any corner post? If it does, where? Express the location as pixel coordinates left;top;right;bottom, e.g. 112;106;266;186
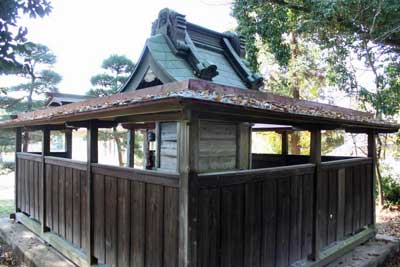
368;130;377;227
126;129;135;167
86;121;98;265
41;127;50;232
65;129;72;159
310;128;322;261
178;116;198;267
281;131;288;155
14;128;22;214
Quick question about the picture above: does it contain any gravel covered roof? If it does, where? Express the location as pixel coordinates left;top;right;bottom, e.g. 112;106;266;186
0;79;398;132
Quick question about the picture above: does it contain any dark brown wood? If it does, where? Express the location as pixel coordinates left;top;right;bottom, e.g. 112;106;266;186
105;176;117;267
86;121;98;265
164;187;179;267
72;169;81;247
65;120;118;129
310;128;321;260
281;131;288;155
93;174;105;263
131;181;145;267
126;129;135;167
15;128;22;213
337;168;346;241
368;131;377;226
65;129;72;159
41;127;50;232
117;179;130;267
261;178;277;267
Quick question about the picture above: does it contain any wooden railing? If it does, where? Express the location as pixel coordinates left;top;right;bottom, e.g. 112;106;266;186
16;152;180;267
196;164;316;267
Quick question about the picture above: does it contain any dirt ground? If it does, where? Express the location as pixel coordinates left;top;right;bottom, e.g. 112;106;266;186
377;206;400;266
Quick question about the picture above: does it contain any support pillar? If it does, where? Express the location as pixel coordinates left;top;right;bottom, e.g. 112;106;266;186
310;128;321;261
65;129;72;159
41;127;50;232
126;129;135;167
368;130;377;226
14;128;22;214
86;121;98;265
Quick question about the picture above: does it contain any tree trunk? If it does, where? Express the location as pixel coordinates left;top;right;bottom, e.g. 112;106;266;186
376;135;385;207
113;127;124;166
290;32;301;155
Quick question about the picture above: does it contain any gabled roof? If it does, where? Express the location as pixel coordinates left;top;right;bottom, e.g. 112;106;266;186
46;92;94;107
121;8;263;92
0;80;398;133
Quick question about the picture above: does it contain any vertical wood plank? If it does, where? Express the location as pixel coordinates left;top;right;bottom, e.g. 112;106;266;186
80;170;87;252
244;182;262;267
360;165;367;227
46;164;52;229
117;179;130;267
59;166;66;238
344;166;354;236
164;187;179;267
289;175;302;263
29;160;34;216
276;178;291;267
337;168;346;241
65;167;73;242
353;166;361;232
368;131;377;226
41;127;50;231
15;128;22;213
105;176;117;267
261;179;277;267
146;184;164;267
327;170;338;245
365;164;373;225
301;174;314;258
72;169;81;247
131;181;145;267
52;165;59;234
310;129;321;260
197;188;220;267
318;170;328;249
93;174;105;263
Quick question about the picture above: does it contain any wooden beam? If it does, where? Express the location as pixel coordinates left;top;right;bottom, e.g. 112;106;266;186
22;130;28;152
65;120;117;129
368;130;377;227
126;129;135;167
41;127;50;233
86;120;98;265
122;122;156;130
281;131;288;155
14;128;22;214
65;129;72;159
310;128;322;261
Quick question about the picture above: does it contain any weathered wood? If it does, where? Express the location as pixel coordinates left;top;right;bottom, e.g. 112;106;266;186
310;128;321;260
237;123;251;170
282;131;288;155
45;157;86;171
337;168;346;241
276;178;291;267
16;152;42;162
367;131;377;227
105;176;117;267
126;129;135;167
117;179;130;267
160;122;178;170
164;187;179;267
289;175;302;263
86;121;98;265
41;127;50;232
261;178;277;267
131;181;145;267
15;128;22;213
93;174;105;263
65;129;72;159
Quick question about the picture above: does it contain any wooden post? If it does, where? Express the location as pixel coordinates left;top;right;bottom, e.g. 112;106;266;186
14;128;22;214
368;130;377;227
65;129;72;159
237;123;251;170
41;127;50;232
281;131;288;155
126;129;135;167
22;130;28;152
178;119;198;267
143;129;149;169
310;128;321;261
86;121;98;265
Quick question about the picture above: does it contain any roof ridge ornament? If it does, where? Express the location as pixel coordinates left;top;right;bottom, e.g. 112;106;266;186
152;8;218;80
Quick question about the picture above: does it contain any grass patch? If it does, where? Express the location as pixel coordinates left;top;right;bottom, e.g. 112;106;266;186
0;200;14;217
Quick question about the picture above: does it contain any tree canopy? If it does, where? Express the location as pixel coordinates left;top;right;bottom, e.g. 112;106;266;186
0;0;52;74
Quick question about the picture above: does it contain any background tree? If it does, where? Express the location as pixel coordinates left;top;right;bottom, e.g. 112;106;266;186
0;0;52;74
88;54;135;166
233;0;400;206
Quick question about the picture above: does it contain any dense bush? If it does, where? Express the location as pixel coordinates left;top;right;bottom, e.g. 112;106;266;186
381;174;400;205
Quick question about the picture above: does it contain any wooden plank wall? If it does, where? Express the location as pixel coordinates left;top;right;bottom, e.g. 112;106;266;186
159;122;178;170
196;164;316;267
44;157;87;251
16;153;43;223
91;164;180;267
319;159;373;250
198;121;237;172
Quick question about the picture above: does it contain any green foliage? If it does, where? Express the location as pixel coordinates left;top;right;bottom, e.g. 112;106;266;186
381;174;400;205
88;54;134;96
0;0;52;74
322;130;345;155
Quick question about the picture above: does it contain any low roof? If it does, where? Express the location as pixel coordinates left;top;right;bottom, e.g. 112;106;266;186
46;92;94;107
0;79;398;133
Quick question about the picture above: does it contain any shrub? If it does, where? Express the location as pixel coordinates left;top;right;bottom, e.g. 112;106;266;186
381;174;400;205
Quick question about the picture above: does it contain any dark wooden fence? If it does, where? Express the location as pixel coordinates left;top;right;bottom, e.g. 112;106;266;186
91;164;180;267
252;153;355;169
318;158;373;249
16;152;180;267
16;153;43;222
196;164;316;267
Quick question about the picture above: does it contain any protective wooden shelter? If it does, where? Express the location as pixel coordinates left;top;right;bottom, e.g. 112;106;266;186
1;8;399;267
